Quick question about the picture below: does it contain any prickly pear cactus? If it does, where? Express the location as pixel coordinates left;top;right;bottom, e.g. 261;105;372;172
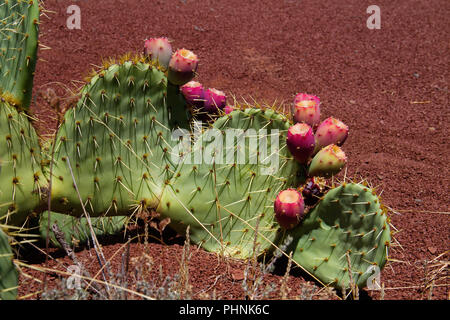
50;59;190;217
0;227;17;300
0;100;45;226
158;108;304;259
0;0;40;109
286;183;391;289
39;211;128;248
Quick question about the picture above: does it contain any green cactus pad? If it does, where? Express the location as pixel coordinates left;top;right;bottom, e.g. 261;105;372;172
158;108;305;259
0;227;18;300
287;183;391;289
50;60;190;217
0;0;40;109
39;211;127;248
0;100;45;226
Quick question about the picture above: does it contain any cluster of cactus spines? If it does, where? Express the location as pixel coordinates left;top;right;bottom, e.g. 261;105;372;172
0;100;45;227
292;93;321;129
274;189;305;229
0;0;40;109
0;227;17;300
144;37;173;69
285;183;391;290
158;107;303;258
168;49;199;85
286;123;315;164
39;211;127;248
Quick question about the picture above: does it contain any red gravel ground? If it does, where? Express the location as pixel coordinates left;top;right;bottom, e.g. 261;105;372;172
17;0;449;300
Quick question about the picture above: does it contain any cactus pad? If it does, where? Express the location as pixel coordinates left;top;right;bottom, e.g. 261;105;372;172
287;183;391;289
0;0;40;109
0;100;44;226
50;60;190;217
158;108;304;259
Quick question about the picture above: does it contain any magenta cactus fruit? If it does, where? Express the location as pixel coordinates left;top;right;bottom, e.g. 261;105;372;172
168;48;199;85
224;105;234;114
180;81;204;107
203;88;226;112
307;144;347;178
314;117;349;153
286;123;315;164
274;189;305;229
144;37;173;69
292;93;321;129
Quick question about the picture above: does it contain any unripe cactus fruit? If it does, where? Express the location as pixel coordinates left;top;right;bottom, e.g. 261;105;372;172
314;117;349;152
180;81;204;107
274;189;305;229
292;93;321;129
308;144;347;178
203;88;226;112
144;37;173;69
168;48;199;85
286;123;315;164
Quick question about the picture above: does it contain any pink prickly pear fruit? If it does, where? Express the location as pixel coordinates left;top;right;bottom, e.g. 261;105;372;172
224;105;234;114
144;37;173;69
292;93;321;129
180;81;204;107
203;88;226;113
286;123;315;164
168;49;199;85
314;117;349;153
274;189;305;229
307;144;347;178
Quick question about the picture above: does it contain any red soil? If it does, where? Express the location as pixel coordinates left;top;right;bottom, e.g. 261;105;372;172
18;0;449;300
